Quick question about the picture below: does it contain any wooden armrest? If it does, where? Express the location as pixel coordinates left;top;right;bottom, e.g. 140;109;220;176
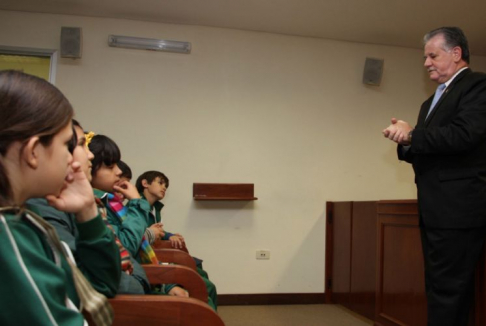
154;249;197;271
142;264;208;303
152;240;190;253
109;295;224;326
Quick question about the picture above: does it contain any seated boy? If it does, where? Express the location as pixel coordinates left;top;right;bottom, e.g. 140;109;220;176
136;171;183;248
136;170;218;309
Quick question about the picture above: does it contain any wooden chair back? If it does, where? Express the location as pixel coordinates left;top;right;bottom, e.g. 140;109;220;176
154;248;197;271
142;264;208;302
153;240;190;253
109;295;224;326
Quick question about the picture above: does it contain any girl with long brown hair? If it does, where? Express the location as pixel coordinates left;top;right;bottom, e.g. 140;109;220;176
0;70;114;325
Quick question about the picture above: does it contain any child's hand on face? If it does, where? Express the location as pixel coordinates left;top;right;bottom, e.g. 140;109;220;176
46;161;98;222
113;180;140;200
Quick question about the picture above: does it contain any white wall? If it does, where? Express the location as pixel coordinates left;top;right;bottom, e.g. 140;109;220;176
2;10;486;294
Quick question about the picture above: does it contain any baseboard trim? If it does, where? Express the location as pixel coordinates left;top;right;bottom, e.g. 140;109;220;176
218;293;326;306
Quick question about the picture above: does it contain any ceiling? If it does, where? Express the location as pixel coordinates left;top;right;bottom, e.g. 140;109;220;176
2;0;486;56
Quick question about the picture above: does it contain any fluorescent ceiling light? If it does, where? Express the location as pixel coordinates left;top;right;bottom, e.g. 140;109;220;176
108;35;191;54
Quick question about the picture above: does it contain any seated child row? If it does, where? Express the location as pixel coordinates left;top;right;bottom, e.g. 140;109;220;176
0;70;216;326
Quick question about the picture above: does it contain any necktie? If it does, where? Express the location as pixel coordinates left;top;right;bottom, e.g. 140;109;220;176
426;83;446;119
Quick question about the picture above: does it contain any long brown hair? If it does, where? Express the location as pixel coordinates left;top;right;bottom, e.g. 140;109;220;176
0;70;74;205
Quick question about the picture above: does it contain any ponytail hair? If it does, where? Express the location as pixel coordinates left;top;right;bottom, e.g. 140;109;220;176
0;70;74;205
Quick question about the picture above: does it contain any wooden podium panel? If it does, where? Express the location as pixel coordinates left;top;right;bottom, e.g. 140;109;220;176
326;201;376;320
350;201;377;321
376;200;427;326
475;249;486;326
329;202;352;307
327;200;486;326
375;201;427;326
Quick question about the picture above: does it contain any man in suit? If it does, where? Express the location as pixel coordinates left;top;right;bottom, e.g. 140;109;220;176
383;27;486;325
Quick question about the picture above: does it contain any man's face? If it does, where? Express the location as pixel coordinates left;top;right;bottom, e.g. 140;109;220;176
146;177;167;201
424;34;461;84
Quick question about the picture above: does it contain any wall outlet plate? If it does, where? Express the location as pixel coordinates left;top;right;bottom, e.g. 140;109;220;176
256;250;270;260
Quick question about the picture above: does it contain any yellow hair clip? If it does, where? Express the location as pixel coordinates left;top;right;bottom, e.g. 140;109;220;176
85;131;95;147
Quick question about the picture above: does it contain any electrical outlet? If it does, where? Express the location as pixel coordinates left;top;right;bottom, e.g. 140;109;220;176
256;250;270;260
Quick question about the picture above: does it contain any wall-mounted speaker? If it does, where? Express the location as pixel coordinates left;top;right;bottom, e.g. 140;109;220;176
363;57;384;86
60;27;82;59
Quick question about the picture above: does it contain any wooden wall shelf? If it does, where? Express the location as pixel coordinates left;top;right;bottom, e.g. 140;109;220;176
193;183;258;201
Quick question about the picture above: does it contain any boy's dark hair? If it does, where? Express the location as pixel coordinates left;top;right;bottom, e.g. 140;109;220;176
136;171;169;193
117;160;132;180
88;135;121;177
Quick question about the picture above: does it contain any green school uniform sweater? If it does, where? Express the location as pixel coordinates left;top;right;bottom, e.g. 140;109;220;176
0;210;84;325
93;189;151;260
26;198;121;298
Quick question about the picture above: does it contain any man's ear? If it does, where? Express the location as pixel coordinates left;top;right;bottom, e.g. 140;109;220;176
452;46;462;62
23;136;41;169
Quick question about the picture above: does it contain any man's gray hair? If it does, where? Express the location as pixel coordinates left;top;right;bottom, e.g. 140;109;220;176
424;27;470;64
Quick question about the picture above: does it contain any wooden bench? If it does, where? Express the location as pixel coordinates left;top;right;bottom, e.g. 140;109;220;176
109;295;224;326
98;264;222;326
142;264;207;302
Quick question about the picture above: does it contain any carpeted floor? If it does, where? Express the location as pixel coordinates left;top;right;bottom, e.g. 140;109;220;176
218;304;373;326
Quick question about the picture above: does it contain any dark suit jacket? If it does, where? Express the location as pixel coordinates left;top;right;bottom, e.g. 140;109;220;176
398;68;486;228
